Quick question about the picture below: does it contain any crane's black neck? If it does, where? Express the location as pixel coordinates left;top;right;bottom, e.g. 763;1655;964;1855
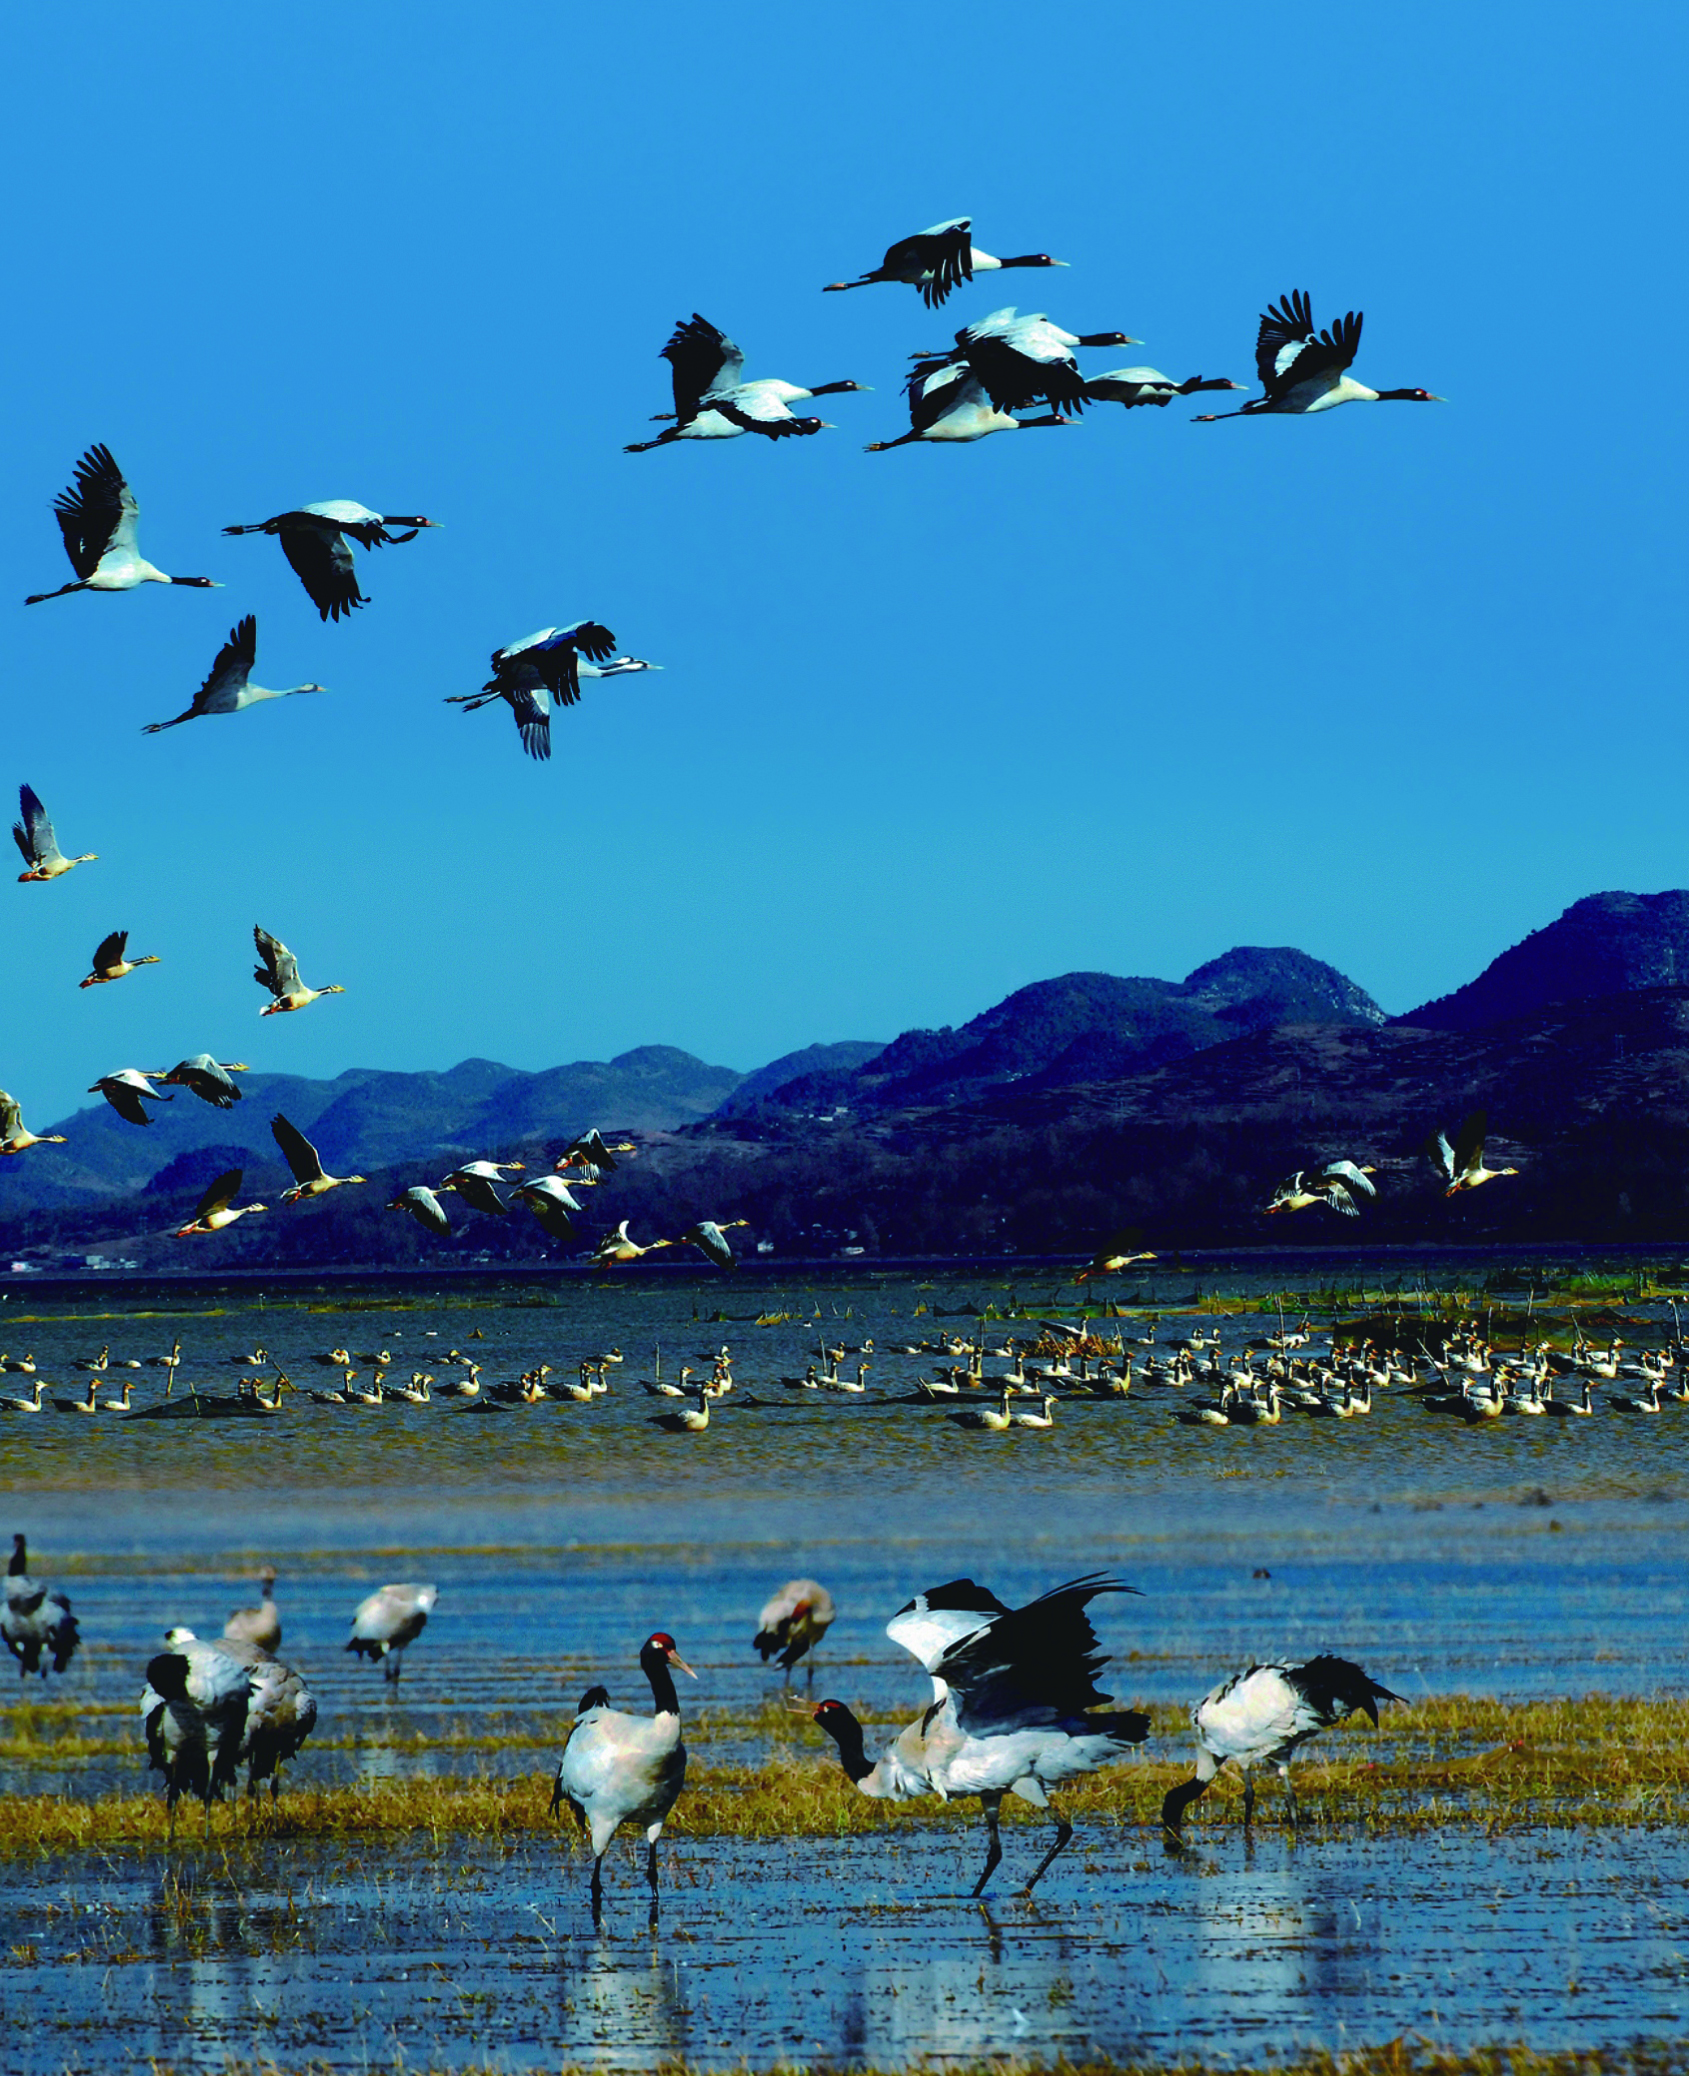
806;381;860;397
815;1705;873;1783
9;1534;25;1576
1161;1774;1207;1834
641;1644;681;1717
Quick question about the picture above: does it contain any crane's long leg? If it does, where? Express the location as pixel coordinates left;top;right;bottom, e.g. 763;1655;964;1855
1241;1772;1256;1829
385;1650;401;1686
970;1795;1004;1898
590;1854;605;1931
646;1838;661;1923
1021;1811;1074;1897
1281;1765;1300;1830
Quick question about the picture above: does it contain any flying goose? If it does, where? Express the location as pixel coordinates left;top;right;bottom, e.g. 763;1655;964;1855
175;1169;267;1236
438;1160;525;1216
591;1220;675;1268
1425;1111;1519;1194
675;1218;749;1269
1074;1231;1158;1281
25;444;221;604
512;1175;588;1241
824;217;1066;307
1193;290;1441;420
13;784;96;881
223;501;440;619
254;925;345;1014
0;1092;67;1156
143;617;326;732
554;1129;636;1180
388;1185;452;1235
1265;1161;1378;1217
80;930;161;987
153;1056;247;1107
271;1112;366;1203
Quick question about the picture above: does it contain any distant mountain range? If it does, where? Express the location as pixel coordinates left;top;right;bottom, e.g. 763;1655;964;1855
6;890;1688;1264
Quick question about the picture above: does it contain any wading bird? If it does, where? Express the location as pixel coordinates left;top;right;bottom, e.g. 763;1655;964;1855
13;784;96;881
1425;1111;1519;1194
204;1628;318;1799
1083;366;1246;409
1193;290;1441;421
1161;1655;1400;1835
824;217;1066;307
445;623;621;760
388;1185;451;1235
143;617;325;733
79;930;160;987
914;308;1139;417
141;1630;252;1835
1265;1161;1378;1218
224;1568;282;1653
626;314;865;451
175;1169;267;1237
754;1579;837;1685
676;1218;749;1269
551;1632;695;1924
25;445;221;605
4;1534;80;1677
346;1583;438;1683
153;1056;247;1107
223;501;440;620
271;1113;365;1203
254;926;345;1015
865;362;1071;449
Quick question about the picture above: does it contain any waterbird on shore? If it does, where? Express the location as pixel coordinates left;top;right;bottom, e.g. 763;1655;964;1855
153;1056;247;1107
445;624;621;761
388;1185;451;1235
625;314;865;451
79;930;160;988
1425;1111;1519;1195
175;1169;267;1237
224;1568;281;1653
143;616;325;733
4;1535;80;1677
14;784;96;881
254;926;345;1015
754;1579;837;1686
347;1583;438;1683
272;1113;365;1203
865;362;1072;449
223;501;440;619
551;1633;695;1924
0;1092;67;1156
1265;1162;1377;1217
1192;291;1441;420
25;444;221;604
1083;366;1246;409
912;307;1139;417
1161;1656;1401;1836
824;218;1067;307
141;1632;251;1835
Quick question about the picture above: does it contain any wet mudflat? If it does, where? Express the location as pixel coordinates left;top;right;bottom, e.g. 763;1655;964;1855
4;1825;1688;2073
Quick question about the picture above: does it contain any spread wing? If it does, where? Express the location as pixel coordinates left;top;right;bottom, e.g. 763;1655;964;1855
192;1169;242;1221
281;524;364;621
1318;1160;1376;1198
964;326;1086;415
253;926;300;998
1452;1110;1488;1176
662;314;744;423
899;219;973;307
270;1112;325;1185
1257;291;1362;402
707;388;807;436
91;930;127;971
936;1574;1134;1733
0;1093;21;1142
193;618;258;716
507;683;552;760
52;444;131;577
14;785;62;868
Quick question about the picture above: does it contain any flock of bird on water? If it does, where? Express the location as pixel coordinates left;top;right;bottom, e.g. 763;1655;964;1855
5;1534;1402;1921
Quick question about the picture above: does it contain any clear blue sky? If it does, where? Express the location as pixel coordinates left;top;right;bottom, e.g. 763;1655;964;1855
6;3;1684;1123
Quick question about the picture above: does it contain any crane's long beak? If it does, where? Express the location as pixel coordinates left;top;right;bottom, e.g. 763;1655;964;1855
667;1649;698;1679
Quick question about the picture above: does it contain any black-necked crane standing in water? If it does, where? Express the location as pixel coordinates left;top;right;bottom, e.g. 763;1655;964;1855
347;1583;438;1683
1425;1111;1519;1195
80;931;160;988
224;1568;282;1653
141;1632;253;1836
445;624;641;762
4;1534;81;1677
1193;290;1442;421
271;1113;366;1204
1075;1230;1159;1282
1265;1161;1378;1218
153;1056;248;1107
143;617;326;733
25;444;222;605
1161;1655;1400;1837
823;217;1067;308
0;1092;67;1157
865;362;1072;450
388;1184;452;1236
191;1626;318;1801
438;1159;525;1216
512;1175;589;1242
253;925;345;1015
14;785;97;882
676;1218;749;1270
625;314;868;451
551;1632;695;1925
223;501;440;620
816;1573;1148;1896
175;1169;268;1238
754;1579;837;1686
912;307;1140;418
1083;365;1246;410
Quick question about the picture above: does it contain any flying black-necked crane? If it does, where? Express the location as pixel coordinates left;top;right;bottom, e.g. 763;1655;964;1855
817;1573;1148;1895
1161;1655;1400;1836
445;624;627;762
271;1113;365;1203
676;1218;749;1269
626;314;867;451
551;1631;695;1924
13;784;96;882
254;925;345;1015
1265;1161;1378;1217
25;445;222;605
0;1093;66;1156
865;361;1072;450
1083;366;1245;409
1425;1111;1519;1194
223;501;440;620
175;1169;267;1237
1193;290;1442;420
914;307;1139;418
823;217;1067;307
754;1578;837;1686
224;1568;281;1653
153;1056;247;1107
347;1583;437;1683
4;1534;80;1677
144;617;326;733
388;1185;452;1235
80;931;160;988
141;1629;252;1835
438;1160;524;1216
